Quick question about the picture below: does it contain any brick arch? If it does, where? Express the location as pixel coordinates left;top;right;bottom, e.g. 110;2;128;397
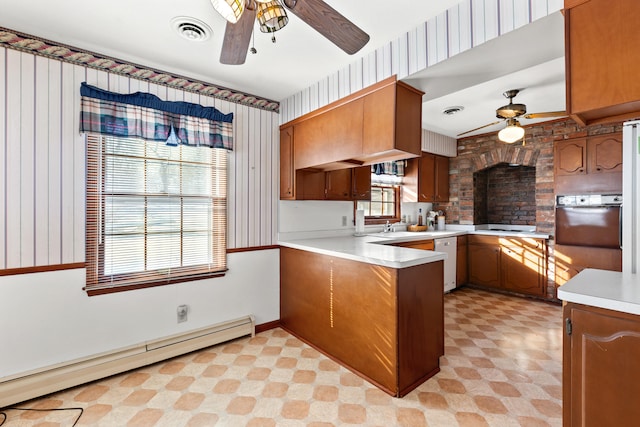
471;145;540;172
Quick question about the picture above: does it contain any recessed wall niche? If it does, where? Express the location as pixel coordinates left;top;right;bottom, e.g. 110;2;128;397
473;163;536;225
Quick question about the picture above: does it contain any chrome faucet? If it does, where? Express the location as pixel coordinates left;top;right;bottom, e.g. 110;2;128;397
383;221;396;233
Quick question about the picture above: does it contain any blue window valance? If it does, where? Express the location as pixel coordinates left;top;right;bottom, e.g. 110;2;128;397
79;82;234;150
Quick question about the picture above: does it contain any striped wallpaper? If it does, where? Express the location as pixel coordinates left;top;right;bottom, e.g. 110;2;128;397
0;46;279;270
280;0;563;123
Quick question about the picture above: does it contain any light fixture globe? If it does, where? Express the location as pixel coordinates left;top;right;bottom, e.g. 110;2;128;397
257;0;289;33
498;118;525;143
210;0;244;24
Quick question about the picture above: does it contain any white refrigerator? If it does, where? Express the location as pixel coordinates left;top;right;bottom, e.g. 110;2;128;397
622;120;640;273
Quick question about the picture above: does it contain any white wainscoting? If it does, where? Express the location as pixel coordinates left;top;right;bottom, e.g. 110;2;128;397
0;46;279;269
279;0;563;124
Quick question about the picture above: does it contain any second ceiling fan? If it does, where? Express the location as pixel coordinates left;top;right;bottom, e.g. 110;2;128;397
458;89;566;143
212;0;370;65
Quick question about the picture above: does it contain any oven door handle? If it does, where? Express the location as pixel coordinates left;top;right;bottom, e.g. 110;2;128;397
619;204;623;249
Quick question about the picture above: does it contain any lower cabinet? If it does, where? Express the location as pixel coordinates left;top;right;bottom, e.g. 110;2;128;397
468;235;547;297
456;235;468;286
389;239;434;251
280;247;444;397
563;303;640;426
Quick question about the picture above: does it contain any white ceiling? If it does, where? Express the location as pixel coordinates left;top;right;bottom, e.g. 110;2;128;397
0;0;566;139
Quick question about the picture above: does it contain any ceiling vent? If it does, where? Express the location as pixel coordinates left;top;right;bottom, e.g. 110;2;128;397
442;106;464;115
171;17;212;42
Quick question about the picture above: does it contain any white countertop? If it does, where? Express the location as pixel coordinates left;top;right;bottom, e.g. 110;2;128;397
278;235;447;269
557;269;640;316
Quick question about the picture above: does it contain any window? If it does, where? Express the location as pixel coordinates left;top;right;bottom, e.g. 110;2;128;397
356;184;401;224
86;135;228;295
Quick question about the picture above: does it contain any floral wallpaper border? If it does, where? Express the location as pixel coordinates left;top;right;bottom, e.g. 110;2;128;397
0;26;280;113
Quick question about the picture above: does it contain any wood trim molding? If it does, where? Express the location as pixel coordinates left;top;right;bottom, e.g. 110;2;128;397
255;320;280;334
0;263;84;276
564;0;590;10
227;245;279;254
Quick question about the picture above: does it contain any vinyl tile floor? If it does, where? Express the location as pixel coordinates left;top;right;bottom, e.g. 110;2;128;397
1;287;563;427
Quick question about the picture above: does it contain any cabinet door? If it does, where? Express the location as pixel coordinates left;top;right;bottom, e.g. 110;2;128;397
392;240;435;251
325;169;352;200
418;153;436;202
565;0;640;123
468;239;501;288
587;134;622;174
456;235;468;286
294;99;364;169
500;239;546;297
351;166;371;200
565;304;640;426
555;139;587;176
362;84;396;155
279;126;295;200
299;170;326;200
434;155;449;202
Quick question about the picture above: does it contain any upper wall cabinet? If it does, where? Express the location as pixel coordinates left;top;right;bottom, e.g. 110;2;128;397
554;132;622;194
283;75;424;171
402;152;450;203
565;0;640;125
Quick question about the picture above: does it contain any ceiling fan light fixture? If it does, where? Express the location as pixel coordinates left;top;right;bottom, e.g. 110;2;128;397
498;118;525;143
211;0;244;24
257;0;289;33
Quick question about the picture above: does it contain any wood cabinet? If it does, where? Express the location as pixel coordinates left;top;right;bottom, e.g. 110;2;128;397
390;239;435;251
283;75;423;172
280;126;295;200
403;152;450;203
280;247;444;397
468;236;501;288
351;165;372;200
554;244;622;286
294;98;364;170
554;133;622;194
563;302;640;426
362;80;423;161
296;166;371;201
456;235;468;286
468;235;547;297
564;0;640;126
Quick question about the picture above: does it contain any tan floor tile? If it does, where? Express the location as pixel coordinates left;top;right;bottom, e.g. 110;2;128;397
126;408;163;427
186;412;220;426
173;392;205;411
158;361;185;375
338;403;367;424
119;372;151;387
73;384;110;402
456;411;491;427
281;399;311;420
397;407;428;427
417;391;449;410
122;389;157;406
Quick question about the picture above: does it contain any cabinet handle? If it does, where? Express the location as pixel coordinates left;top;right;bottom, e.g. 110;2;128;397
596;167;601;171
579;169;584;172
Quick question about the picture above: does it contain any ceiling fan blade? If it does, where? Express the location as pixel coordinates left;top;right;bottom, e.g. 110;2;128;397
285;0;369;55
523;111;566;119
220;7;257;65
457;120;503;137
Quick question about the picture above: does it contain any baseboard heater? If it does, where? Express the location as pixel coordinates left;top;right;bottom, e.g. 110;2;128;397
0;315;255;408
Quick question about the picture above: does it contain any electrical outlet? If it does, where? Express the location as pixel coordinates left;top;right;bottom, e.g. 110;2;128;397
177;305;188;323
342;216;347;226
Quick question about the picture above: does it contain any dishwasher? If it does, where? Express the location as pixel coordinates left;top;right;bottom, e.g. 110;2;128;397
434;237;457;293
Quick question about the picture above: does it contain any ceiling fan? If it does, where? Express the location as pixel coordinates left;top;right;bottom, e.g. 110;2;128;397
458;89;566;143
211;0;370;65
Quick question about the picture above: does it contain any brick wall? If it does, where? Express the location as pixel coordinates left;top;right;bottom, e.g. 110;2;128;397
477;164;537;225
435;117;624;300
435;117;624;235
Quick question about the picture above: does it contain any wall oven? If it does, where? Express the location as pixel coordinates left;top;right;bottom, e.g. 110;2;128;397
555;194;622;249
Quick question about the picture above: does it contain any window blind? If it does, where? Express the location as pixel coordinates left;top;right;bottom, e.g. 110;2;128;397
86;134;228;295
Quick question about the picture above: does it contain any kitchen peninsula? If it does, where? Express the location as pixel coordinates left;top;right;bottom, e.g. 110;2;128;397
279;234;446;397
